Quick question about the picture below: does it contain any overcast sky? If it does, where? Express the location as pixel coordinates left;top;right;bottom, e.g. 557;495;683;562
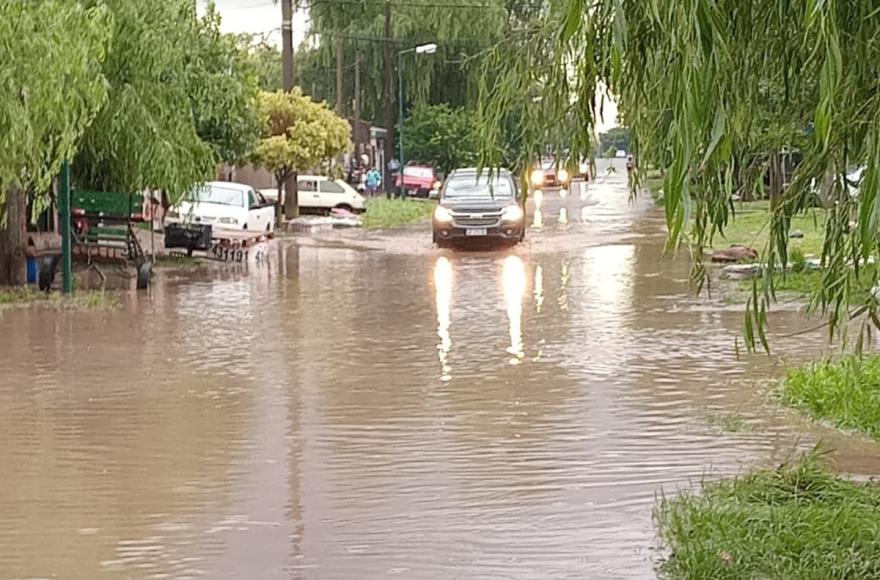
206;0;309;45
207;0;617;132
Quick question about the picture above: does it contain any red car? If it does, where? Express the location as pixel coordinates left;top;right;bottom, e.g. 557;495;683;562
395;165;441;198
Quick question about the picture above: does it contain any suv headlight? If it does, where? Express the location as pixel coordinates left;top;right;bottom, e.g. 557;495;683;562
502;205;524;222
579;162;589;175
217;217;240;225
434;205;454;223
557;168;570;183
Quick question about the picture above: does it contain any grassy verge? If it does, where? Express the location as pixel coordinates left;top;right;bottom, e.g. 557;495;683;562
656;454;880;579
781;355;880;439
362;198;435;230
0;287;120;311
715;200;825;257
643;170;665;205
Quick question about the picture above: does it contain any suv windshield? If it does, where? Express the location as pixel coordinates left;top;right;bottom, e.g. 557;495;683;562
193;185;245;207
443;174;514;200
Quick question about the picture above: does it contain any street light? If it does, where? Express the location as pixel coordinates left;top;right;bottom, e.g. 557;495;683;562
397;43;437;197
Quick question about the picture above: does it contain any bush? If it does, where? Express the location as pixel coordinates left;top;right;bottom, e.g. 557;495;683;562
790;248;807;273
401;104;477;174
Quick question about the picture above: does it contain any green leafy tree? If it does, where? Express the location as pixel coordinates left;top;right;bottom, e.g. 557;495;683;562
402;104;477;174
188;12;262;165
238;35;284;92
599;128;630;156
250;90;350;220
0;1;111;284
75;0;259;200
300;0;516;122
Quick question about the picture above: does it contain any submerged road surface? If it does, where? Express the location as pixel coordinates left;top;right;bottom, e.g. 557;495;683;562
2;160;879;579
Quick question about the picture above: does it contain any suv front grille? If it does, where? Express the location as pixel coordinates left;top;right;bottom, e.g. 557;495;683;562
454;216;499;227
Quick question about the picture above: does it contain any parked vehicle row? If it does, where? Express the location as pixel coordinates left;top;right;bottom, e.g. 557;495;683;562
166;176;368;238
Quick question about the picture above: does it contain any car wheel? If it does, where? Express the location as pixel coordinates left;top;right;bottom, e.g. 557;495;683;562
335;204;354;213
136;261;152;290
39;255;60;292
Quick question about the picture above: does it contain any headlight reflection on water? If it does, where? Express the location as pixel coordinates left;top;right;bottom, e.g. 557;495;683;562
433;257;453;382
502;255;526;364
534;265;544;313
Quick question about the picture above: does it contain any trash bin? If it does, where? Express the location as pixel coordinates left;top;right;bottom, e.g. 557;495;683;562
26;256;38;284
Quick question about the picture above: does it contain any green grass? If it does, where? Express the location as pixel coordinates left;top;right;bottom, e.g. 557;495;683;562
735;263;876;301
656;453;880;579
362;198;435;230
781;355;880;439
705;412;747;434
0;287;120;311
714;200;825;257
645;179;665;202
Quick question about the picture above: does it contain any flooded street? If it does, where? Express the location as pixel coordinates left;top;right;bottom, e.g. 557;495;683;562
2;160;879;579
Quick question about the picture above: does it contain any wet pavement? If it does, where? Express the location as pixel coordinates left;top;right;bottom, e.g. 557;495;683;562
2;159;879;579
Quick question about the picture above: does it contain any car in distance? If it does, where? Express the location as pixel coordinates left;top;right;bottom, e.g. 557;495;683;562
166;181;275;233
432;168;524;248
529;158;569;190
396;164;442;198
260;176;367;214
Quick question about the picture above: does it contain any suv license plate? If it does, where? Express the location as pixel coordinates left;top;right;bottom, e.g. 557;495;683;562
465;228;488;236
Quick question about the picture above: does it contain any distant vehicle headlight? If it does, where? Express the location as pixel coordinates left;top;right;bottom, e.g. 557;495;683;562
217;217;240;225
530;169;544;187
434;205;454;223
579;162;589;175
557;168;570;183
502;204;524;222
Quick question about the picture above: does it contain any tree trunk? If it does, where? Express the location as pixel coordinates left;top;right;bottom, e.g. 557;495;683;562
382;1;395;196
768;150;783;210
284;171;299;220
0;187;28;286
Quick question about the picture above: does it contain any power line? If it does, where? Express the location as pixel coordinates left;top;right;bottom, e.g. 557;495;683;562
305;0;503;9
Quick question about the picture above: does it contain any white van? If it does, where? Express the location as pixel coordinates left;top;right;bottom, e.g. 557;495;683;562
260;176;366;214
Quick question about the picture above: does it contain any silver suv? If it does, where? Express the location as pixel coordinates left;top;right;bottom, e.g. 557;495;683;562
431;168;524;248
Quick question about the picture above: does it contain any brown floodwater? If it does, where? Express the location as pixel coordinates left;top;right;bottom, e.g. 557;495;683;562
2;160;879;579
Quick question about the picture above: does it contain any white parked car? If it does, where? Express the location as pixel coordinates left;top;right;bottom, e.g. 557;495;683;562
260;176;367;214
167;181;275;234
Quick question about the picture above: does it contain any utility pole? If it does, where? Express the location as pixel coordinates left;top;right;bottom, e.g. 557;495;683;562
383;1;395;197
354;51;362;151
335;36;346;170
281;0;298;220
59;161;72;293
335;37;344;116
281;0;295;91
